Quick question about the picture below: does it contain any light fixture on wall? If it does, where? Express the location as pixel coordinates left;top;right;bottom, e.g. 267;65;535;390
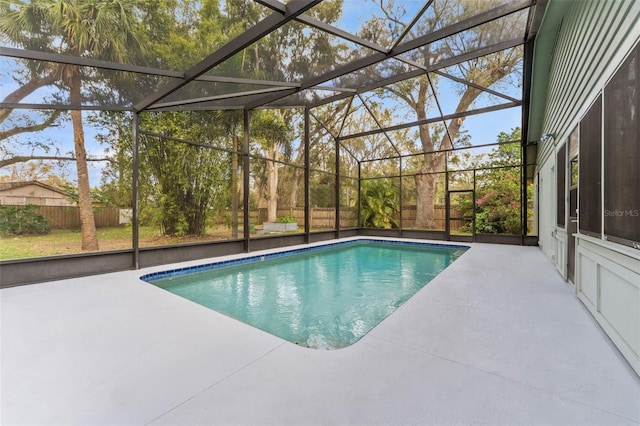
540;133;556;143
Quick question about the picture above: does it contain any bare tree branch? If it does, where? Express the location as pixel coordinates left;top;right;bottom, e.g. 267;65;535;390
0;110;63;141
0;155;112;168
0;74;59;124
375;0;406;29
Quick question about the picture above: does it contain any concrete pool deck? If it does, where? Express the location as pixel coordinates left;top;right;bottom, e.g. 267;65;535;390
1;240;639;425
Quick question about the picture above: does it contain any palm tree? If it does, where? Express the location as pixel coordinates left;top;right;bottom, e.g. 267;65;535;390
0;0;142;250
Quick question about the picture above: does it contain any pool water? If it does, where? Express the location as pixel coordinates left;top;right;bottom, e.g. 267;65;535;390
147;241;467;349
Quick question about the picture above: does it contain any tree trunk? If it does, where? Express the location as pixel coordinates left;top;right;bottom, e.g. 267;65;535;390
289;166;302;208
414;173;438;229
413;114;436;228
231;135;239;238
288;141;305;208
257;181;267;209
266;145;279;223
70;72;99;251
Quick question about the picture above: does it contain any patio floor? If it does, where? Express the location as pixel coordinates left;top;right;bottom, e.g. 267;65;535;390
1;239;639;425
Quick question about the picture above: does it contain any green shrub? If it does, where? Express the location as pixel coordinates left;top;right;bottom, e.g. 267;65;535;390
359;179;399;229
472;210;498;234
0;205;50;236
277;215;296;223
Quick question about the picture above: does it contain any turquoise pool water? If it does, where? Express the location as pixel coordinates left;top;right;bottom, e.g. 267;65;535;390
145;240;467;349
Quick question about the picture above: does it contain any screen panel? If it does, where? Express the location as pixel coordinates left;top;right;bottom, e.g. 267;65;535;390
579;96;602;237
556;144;566;228
603;44;640;246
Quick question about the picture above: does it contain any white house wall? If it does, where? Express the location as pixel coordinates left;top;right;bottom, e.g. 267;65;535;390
0;184;74;207
576;237;640;373
535;0;640;374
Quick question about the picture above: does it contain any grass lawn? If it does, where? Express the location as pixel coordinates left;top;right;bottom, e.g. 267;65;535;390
1;227;140;260
0;226;235;260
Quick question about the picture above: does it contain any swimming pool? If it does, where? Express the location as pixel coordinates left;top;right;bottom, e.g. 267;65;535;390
142;239;468;349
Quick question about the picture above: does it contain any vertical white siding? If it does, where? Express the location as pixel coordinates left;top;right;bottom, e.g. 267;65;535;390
535;0;640;375
543;0;640;142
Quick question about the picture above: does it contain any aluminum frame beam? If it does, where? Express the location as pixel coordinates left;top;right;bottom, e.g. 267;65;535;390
339;101;520;141
147;87;295;110
0;102;133;111
1;36;521;113
431;70;521;104
0;46;183;77
390;0;436;50
0;46;300;88
256;0;390;54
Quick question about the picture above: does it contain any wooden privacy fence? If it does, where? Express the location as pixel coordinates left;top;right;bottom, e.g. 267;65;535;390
32;206;121;229
29;205;450;231
246;205;455;229
401;206;449;229
24;205;520;232
248;207;356;228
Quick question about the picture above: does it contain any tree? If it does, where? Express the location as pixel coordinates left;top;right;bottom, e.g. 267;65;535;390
0;0;62;144
78;0;231;237
83;0;248;240
140;111;231;237
214;110;243;238
216;0;346;214
0;110;63;162
250;110;293;223
90;111;134;209
286;99;353;210
0;161;70;188
459;127;524;234
362;0;523;229
0;0;144;250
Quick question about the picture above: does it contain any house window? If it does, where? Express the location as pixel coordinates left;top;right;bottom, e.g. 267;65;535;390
579;96;602;237
603;43;640;247
556;144;566;228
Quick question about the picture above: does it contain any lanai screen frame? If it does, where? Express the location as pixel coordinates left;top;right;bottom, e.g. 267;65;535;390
0;0;545;284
